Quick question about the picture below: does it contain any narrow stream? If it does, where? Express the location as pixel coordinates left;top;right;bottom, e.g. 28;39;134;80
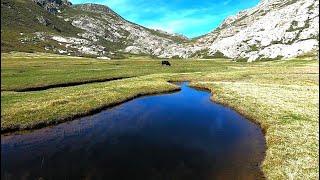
1;82;266;180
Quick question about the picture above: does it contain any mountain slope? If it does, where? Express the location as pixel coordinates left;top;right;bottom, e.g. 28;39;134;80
1;0;82;53
1;0;319;61
1;0;188;57
63;3;188;55
194;0;319;61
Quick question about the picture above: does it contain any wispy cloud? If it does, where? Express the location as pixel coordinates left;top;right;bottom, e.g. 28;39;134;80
223;0;233;6
70;0;260;38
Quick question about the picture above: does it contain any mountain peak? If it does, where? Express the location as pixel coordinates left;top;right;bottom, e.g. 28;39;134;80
73;3;117;15
192;0;319;61
2;0;319;61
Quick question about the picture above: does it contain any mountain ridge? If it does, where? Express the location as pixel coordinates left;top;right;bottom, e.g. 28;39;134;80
1;0;319;61
192;0;319;61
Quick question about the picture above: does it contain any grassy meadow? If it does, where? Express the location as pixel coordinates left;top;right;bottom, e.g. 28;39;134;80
1;52;231;91
1;52;319;179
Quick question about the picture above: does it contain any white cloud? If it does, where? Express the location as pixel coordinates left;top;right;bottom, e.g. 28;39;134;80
223;0;232;6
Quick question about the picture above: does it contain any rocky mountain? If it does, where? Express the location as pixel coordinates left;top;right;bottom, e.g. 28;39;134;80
66;3;189;56
193;0;319;61
1;0;82;53
1;0;319;61
33;0;72;14
1;0;187;58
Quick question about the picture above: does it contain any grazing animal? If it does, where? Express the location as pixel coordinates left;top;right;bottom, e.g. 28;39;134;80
161;60;171;66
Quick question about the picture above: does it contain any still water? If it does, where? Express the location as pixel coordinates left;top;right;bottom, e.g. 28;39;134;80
1;82;265;180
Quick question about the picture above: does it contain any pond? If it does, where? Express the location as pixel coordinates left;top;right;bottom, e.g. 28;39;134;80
1;82;266;180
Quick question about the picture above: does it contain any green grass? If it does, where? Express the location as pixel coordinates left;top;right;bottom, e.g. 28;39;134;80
189;59;319;179
1;0;83;53
190;81;318;179
1;52;319;179
1;76;180;131
1;52;234;91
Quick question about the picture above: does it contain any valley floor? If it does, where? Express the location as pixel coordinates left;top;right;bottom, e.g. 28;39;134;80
1;52;319;179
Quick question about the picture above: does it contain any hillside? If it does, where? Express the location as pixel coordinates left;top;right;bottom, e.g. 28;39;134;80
194;0;319;61
1;0;188;58
1;0;319;61
1;0;82;53
63;3;189;56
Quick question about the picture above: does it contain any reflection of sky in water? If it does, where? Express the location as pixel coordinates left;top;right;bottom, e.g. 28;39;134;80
2;82;265;180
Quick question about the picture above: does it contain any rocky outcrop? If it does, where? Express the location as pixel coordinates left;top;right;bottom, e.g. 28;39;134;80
67;0;319;61
26;0;320;60
193;0;319;61
66;4;189;55
33;0;71;14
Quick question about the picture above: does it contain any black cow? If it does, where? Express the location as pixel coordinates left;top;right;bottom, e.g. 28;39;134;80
161;60;171;66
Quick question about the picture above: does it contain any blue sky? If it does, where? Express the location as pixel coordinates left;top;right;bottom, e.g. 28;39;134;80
70;0;260;38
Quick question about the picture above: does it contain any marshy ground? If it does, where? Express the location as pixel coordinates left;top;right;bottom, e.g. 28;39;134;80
1;52;319;179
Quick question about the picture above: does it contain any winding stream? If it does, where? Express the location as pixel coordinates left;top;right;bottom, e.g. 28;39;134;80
1;82;266;180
